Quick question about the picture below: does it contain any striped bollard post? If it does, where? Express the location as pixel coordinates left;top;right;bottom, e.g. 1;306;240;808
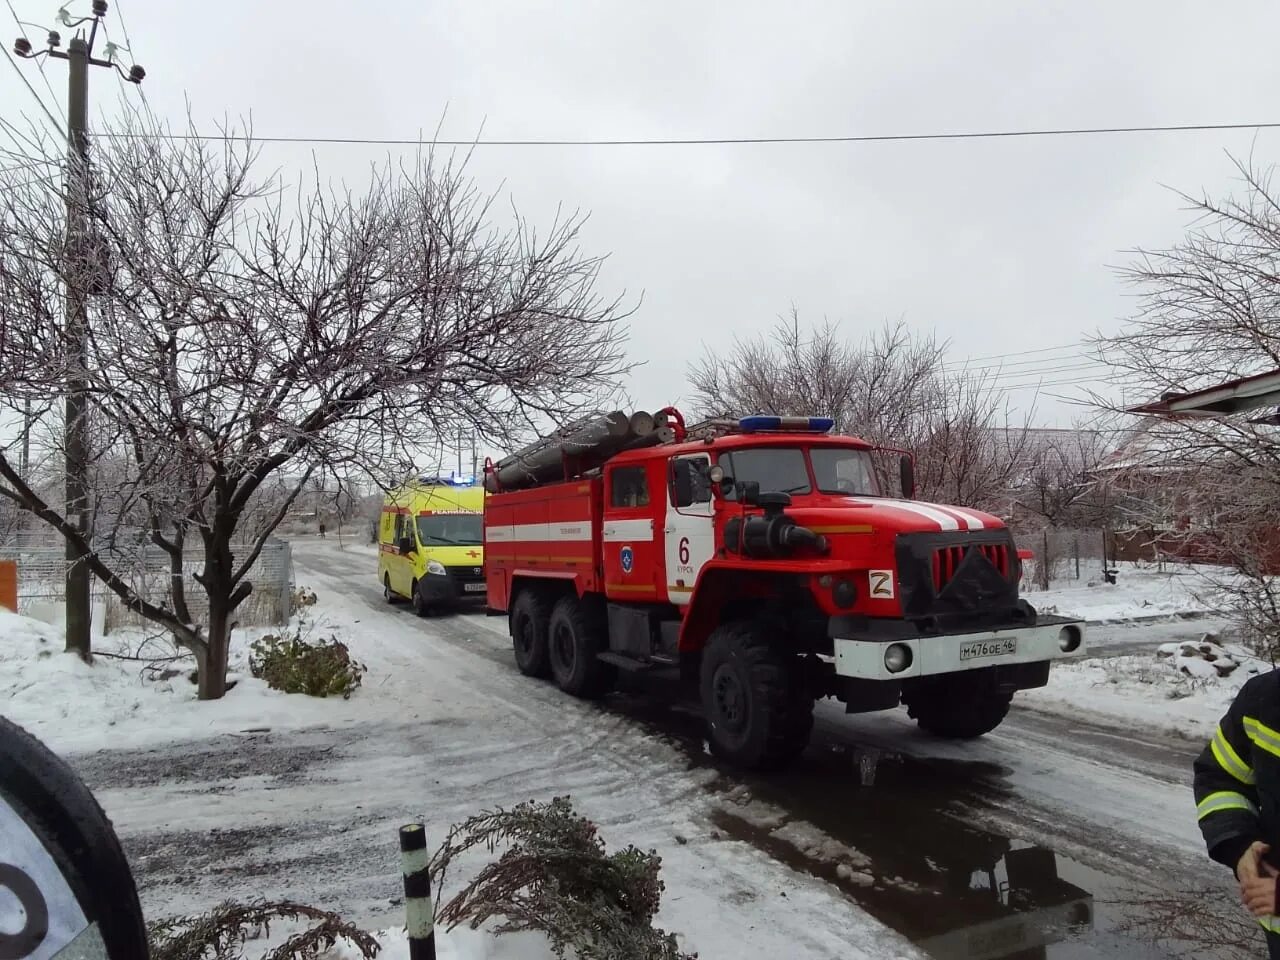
399;823;436;959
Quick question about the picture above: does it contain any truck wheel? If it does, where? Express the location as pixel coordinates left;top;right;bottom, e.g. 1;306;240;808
906;674;1012;738
510;589;551;678
699;621;813;770
547;595;615;699
384;574;399;604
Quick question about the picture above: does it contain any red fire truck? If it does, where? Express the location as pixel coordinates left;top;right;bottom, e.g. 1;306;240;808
482;410;1085;769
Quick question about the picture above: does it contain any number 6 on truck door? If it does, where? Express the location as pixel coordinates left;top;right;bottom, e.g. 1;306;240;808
665;454;715;605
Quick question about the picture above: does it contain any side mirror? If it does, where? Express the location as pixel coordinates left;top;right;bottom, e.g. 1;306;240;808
398;536;416;555
899;455;916;500
672;459;695;508
737;480;761;506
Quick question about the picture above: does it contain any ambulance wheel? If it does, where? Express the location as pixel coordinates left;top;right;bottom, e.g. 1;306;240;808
905;673;1012;739
511;588;551;678
699;621;813;770
548;595;615;699
411;580;432;617
384;574;400;604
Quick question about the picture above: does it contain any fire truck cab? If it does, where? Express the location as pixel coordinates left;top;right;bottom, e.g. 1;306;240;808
483;412;1085;770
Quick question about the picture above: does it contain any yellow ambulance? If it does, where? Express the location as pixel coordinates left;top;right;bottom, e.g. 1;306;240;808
378;476;487;615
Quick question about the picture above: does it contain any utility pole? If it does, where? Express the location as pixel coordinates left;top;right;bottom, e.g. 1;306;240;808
14;4;144;661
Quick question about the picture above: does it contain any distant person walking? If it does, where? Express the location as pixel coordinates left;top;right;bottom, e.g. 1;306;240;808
1194;673;1280;956
318;521;326;539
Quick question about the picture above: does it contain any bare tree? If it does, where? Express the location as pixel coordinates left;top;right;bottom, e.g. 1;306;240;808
1095;155;1280;654
0;114;629;698
1008;428;1113;530
688;313;1028;509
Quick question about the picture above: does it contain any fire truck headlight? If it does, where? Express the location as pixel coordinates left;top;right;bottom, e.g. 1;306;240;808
1058;625;1082;652
884;643;913;674
426;560;447;576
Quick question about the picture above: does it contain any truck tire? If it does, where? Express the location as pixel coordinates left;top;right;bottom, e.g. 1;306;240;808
699;621;813;770
547;595;615;699
510;589;551;678
906;674;1012;739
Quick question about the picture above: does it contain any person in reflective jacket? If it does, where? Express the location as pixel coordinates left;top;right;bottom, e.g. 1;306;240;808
1194;671;1280;957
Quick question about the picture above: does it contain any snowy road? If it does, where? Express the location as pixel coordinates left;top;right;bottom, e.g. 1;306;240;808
67;540;1243;960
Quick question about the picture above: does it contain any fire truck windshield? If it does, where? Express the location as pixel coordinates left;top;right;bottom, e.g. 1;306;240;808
416;513;483;546
810;446;878;496
720;446;878;498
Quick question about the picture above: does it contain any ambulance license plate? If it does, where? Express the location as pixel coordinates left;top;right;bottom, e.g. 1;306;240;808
959;637;1016;661
464;582;486;593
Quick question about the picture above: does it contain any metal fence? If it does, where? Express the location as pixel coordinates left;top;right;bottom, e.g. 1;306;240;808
1011;526;1110;591
0;531;294;632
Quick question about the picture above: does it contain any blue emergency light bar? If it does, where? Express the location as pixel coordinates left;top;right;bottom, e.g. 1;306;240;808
738;415;835;433
419;474;478;486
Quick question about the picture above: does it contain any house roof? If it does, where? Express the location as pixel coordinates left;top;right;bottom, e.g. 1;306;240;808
1127;368;1280;418
1097;414;1272;473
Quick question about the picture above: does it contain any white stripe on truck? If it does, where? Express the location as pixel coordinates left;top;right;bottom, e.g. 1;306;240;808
602;518;655;543
486;522;592;543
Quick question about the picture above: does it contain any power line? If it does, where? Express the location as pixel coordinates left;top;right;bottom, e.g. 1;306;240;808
1;36;66;138
983;362;1105;384
94;119;1280;149
953;340;1090;364
5;0;65;125
109;0;136;55
994;372;1118;392
960;354;1104;376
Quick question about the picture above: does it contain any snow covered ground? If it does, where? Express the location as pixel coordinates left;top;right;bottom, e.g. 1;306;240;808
1022;561;1230;623
1;539;1256;959
0;608;361;754
0;553;922;960
1021;634;1265;740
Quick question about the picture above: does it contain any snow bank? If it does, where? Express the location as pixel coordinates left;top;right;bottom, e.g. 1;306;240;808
1023;562;1229;623
1024;633;1268;738
0;608;369;754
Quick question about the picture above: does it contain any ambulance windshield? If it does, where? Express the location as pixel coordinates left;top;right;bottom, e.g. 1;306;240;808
416;513;483;546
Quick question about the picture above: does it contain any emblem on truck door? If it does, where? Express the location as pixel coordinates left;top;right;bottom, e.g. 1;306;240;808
869;570;895;598
620;546;634;574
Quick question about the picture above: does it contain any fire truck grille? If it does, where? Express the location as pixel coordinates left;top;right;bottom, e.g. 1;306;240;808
931;543;1010;592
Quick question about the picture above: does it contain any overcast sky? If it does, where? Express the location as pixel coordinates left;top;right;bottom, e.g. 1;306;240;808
5;0;1280;456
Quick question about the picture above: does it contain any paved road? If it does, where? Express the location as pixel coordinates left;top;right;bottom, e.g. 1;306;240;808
72;541;1245;960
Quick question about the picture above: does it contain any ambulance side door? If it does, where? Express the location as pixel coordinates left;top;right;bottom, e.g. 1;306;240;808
390;511;416;596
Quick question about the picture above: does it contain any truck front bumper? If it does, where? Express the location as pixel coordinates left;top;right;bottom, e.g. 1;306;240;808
833;615;1086;681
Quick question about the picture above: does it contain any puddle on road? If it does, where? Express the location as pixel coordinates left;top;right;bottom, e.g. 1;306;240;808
604;686;1238;960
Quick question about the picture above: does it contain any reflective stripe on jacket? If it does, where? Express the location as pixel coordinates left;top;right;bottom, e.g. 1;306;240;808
1194;671;1280;935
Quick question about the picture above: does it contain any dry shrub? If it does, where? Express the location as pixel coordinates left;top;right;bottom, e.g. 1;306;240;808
148;899;380;960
